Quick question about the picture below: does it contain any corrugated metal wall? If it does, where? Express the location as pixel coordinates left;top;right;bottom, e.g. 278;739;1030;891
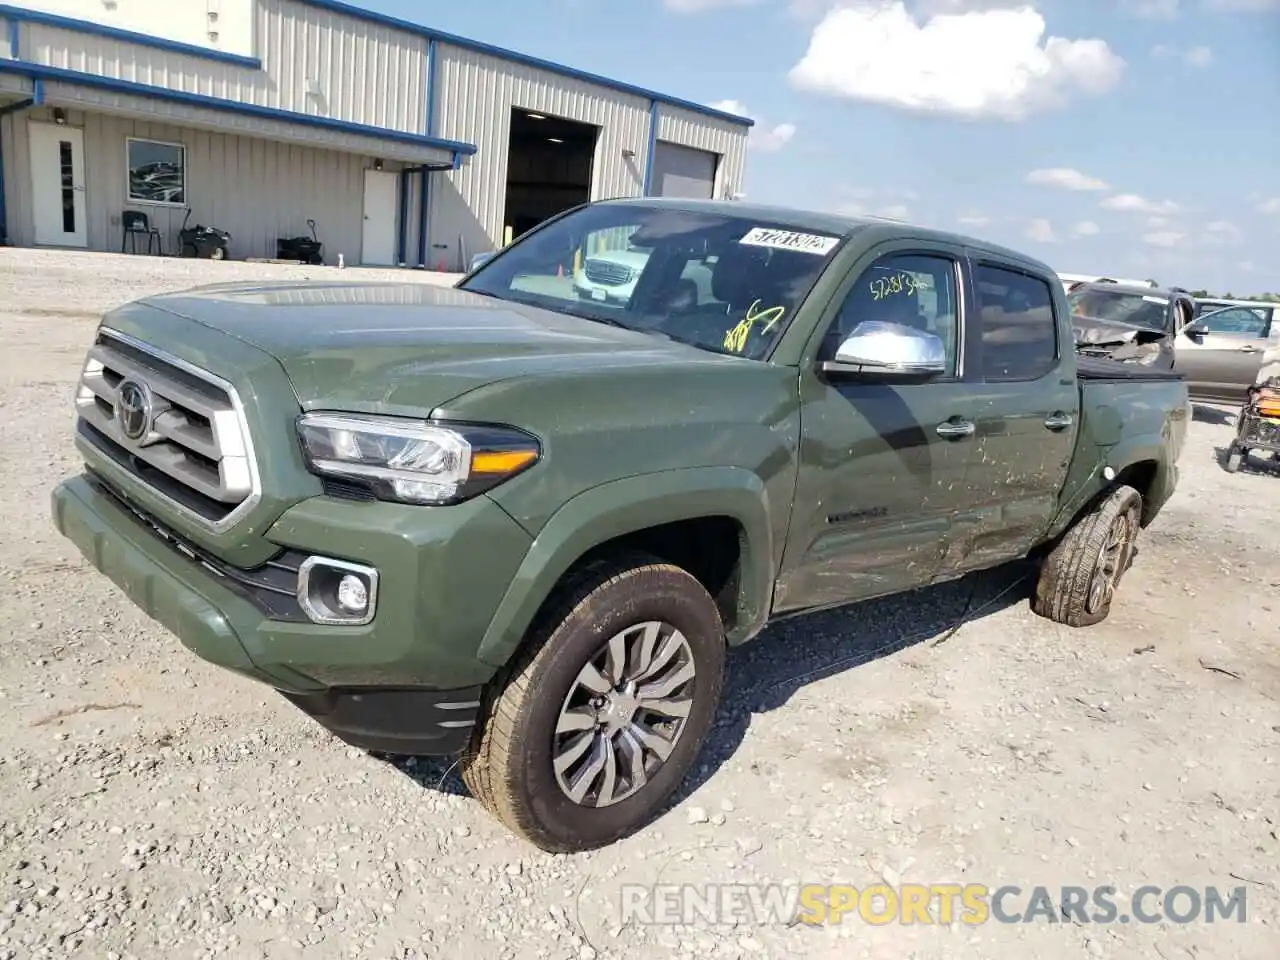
655;104;748;200
23;0;428;134
3;104;408;262
427;42;651;271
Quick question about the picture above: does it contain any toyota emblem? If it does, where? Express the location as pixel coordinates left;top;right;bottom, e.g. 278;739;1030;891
116;378;153;441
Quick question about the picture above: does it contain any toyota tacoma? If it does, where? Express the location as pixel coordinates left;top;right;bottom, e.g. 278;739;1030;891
51;198;1189;853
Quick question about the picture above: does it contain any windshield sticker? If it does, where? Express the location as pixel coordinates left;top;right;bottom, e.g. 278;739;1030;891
1143;295;1168;304
723;299;787;353
870;272;923;301
739;227;839;256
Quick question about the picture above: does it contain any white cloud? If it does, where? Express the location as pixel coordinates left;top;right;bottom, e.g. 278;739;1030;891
787;2;1125;121
1204;220;1244;244
1026;167;1109;191
1026;218;1057;243
1205;0;1280;10
837;186;917;221
1153;43;1214;65
1258;197;1280;214
1143;231;1186;248
663;0;759;11
1101;193;1181;215
709;100;797;151
1072;220;1101;237
957;212;991;226
1126;0;1180;17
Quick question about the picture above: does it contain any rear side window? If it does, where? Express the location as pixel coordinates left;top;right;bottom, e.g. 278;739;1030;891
974;265;1058;381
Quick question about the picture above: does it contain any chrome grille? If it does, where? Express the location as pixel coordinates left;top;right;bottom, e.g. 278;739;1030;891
583;259;634;286
73;328;259;529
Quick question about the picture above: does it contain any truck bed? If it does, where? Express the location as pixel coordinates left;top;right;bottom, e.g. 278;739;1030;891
1076;355;1186;382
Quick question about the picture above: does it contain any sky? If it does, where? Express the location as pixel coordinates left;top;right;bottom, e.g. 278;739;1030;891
365;0;1279;295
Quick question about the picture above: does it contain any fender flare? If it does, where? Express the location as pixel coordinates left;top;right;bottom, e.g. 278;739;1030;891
476;467;776;668
1048;436;1171;540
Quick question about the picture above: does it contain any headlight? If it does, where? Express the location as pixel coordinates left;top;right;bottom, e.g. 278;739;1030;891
297;413;540;505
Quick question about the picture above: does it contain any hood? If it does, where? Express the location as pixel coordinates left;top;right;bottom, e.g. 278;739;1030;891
1072;314;1174;369
135;280;728;413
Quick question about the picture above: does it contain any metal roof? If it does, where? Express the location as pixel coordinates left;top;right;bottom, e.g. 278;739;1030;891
298;0;755;128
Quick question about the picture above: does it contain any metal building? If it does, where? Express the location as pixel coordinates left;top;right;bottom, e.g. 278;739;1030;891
0;0;752;270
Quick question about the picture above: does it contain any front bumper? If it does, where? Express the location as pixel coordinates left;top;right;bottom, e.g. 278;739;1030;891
51;471;533;755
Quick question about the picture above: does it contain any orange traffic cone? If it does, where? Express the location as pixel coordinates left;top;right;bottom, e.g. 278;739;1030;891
556;264;564;278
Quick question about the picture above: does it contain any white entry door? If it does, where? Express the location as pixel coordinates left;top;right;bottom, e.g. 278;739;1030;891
29;122;88;248
361;169;398;266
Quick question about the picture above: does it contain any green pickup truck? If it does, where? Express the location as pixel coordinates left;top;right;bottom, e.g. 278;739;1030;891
51;198;1189;853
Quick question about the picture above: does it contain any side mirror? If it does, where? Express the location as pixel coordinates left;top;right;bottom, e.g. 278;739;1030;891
821;321;947;380
1184;323;1208;338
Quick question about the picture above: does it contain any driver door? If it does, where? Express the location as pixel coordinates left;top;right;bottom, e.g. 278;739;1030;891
773;244;976;612
1174;307;1274;401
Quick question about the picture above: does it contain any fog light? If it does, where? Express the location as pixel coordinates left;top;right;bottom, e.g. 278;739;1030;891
336;574;368;614
297;557;379;626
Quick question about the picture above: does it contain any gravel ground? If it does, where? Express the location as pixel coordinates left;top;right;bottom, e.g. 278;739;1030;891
1;247;1277;960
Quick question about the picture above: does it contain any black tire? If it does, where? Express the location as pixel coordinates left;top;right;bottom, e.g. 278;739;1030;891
1224;447;1243;473
461;552;726;853
180;243;197;258
1031;484;1143;628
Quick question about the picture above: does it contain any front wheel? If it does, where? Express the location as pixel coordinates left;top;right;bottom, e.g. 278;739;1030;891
461;553;726;853
1031;483;1143;628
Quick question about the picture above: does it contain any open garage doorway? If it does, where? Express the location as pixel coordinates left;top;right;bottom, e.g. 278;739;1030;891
503;108;597;241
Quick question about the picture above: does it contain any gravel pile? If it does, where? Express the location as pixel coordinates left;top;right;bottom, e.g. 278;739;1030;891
1;247;1276;959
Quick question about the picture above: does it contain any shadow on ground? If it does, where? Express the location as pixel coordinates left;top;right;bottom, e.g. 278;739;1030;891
381;559;1036;815
1192;403;1237;427
1215;444;1280;475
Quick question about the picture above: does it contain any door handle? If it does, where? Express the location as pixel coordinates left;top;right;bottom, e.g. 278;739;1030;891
1044;411;1074;430
1239;345;1260;353
936;419;975;439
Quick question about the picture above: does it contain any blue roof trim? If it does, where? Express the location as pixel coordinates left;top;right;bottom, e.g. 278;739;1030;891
0;60;478;156
298;0;755;129
0;4;264;69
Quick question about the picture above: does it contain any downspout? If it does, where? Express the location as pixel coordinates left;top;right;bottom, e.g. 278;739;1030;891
418;37;437;269
0;118;7;245
396;166;408;266
641;99;658;197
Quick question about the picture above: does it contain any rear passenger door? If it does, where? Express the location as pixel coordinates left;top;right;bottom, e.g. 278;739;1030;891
938;258;1080;577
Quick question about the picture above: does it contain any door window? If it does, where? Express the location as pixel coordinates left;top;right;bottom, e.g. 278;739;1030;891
974;265;1058;381
1197;307;1270;337
822;253;960;375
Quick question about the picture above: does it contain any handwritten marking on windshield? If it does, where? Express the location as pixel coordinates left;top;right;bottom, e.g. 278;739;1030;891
723;299;786;353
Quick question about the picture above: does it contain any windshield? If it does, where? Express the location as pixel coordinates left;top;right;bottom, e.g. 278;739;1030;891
457;202;844;361
1068;288;1170;333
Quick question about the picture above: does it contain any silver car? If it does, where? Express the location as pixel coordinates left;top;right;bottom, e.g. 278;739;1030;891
1174;305;1280;402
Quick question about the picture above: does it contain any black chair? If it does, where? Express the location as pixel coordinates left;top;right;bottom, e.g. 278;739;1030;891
122;211;162;255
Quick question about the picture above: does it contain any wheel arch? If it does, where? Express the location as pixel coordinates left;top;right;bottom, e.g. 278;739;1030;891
475;468;776;669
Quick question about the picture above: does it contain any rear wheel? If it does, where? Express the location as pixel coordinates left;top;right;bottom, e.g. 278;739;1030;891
461;553;726;853
1032;484;1143;628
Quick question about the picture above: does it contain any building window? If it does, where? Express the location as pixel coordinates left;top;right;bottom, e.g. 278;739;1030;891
126;138;186;206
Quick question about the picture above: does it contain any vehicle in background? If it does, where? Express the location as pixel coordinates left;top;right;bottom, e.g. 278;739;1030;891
1068;282;1195;371
1193;297;1280;331
1175;305;1280;403
1058;272;1156;293
51;198;1190;853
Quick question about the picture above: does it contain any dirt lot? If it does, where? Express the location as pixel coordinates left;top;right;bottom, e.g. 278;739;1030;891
1;247;1277;960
